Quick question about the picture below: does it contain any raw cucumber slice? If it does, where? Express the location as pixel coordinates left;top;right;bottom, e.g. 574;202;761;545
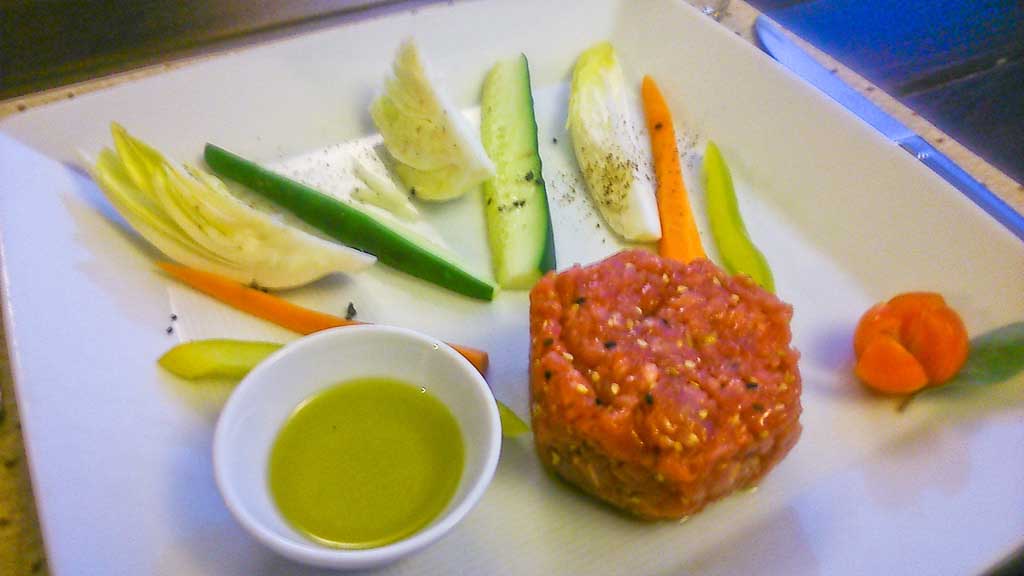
480;54;556;288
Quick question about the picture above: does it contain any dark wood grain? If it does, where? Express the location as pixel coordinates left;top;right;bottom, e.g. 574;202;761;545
0;0;402;99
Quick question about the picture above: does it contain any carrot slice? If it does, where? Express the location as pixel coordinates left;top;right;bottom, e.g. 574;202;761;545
157;262;489;375
641;75;705;262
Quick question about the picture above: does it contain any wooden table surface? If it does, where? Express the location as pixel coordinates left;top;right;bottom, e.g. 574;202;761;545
0;1;1021;574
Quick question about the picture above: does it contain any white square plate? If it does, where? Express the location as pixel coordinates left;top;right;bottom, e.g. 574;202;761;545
2;0;1022;574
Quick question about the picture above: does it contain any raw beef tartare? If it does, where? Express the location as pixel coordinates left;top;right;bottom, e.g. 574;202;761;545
529;250;801;519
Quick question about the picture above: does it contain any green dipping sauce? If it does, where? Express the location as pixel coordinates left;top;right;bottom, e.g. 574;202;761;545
268;377;464;549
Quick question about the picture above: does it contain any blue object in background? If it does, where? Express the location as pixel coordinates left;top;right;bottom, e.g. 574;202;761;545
748;0;1024;187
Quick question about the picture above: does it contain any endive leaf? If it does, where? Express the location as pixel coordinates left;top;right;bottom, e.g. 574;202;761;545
568;42;661;242
91;124;376;288
370;39;494;201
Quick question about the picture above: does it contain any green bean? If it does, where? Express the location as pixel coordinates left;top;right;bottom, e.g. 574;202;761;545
204;144;494;300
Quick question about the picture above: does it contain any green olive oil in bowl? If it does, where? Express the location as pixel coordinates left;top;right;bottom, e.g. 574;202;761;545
268;377;464;549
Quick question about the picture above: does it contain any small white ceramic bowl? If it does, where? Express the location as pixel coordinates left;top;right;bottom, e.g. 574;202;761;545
213;324;501;570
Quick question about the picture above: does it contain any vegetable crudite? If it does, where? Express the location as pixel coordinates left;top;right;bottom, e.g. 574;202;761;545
159;339;280;380
480;53;556;288
568;42;662;242
641;75;706;263
703;141;775;292
204;143;495;301
89;124;375;289
370;39;495;202
158;262;490;375
159;338;533;436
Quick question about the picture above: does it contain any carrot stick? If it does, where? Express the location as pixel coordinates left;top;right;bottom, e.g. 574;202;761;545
157;262;489;375
641;75;706;262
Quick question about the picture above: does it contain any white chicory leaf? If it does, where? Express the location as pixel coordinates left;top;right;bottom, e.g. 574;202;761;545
351;151;420;220
370;39;494;202
90;124;376;289
568;42;662;242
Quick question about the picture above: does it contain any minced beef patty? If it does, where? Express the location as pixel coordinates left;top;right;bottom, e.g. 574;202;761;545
529;250;801;520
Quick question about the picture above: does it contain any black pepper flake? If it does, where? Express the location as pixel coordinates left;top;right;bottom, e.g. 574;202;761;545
165;326;174;334
345;302;357;321
660;318;670;326
544;370;552;380
542;338;554;347
744;381;759;390
170;313;178;321
752;402;765;412
525;171;534;182
603;341;617;349
409;187;417;197
645;393;654;405
574;296;586;305
654;122;664;131
595;397;604;406
552;137;558;144
2;457;18;469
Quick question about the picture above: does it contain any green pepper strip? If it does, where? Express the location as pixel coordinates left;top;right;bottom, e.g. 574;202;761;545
703;141;775;292
159;339;524;437
204;144;495;301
